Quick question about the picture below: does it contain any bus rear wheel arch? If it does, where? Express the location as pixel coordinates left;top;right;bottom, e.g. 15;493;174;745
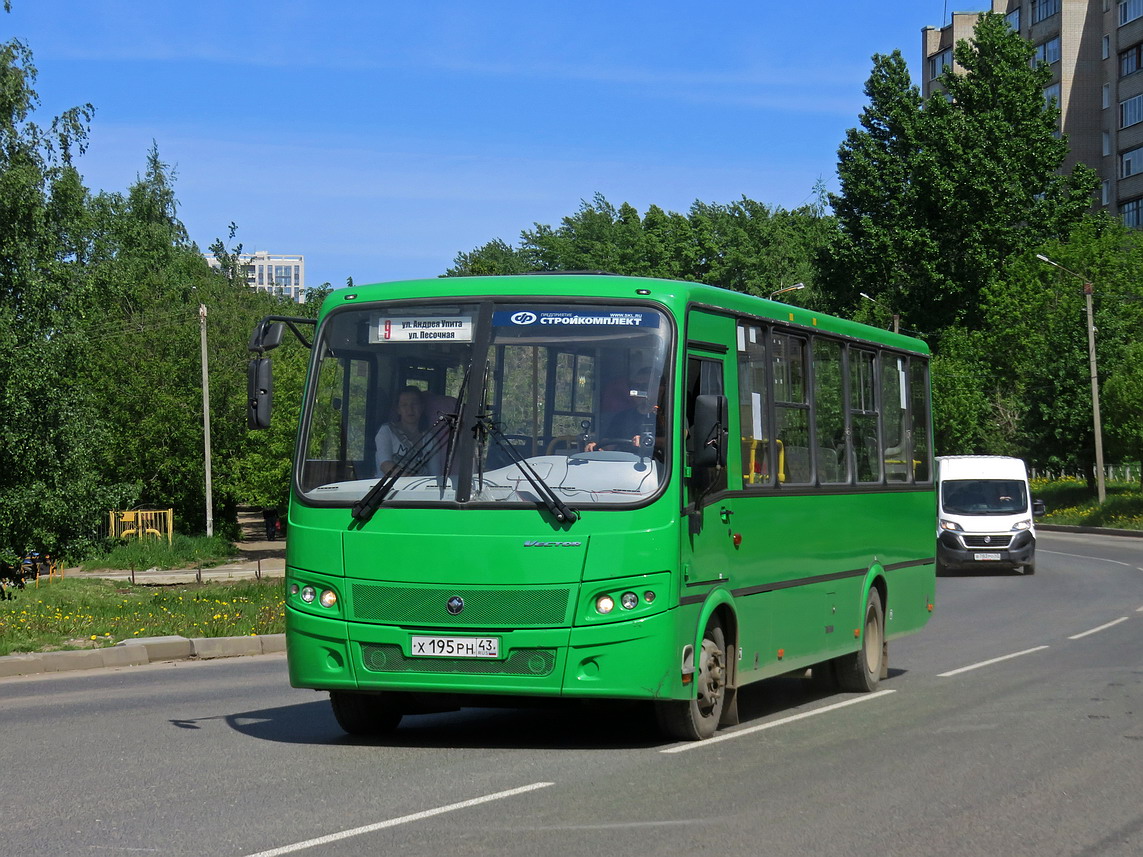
831;585;887;693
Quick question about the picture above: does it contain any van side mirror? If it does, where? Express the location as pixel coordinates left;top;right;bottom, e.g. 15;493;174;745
248;357;273;429
693;394;728;468
1032;498;1046;517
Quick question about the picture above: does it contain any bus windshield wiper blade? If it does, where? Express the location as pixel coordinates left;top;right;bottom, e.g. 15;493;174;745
477;416;579;524
351;418;452;522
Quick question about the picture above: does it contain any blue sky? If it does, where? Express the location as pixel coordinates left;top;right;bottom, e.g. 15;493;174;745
5;1;992;290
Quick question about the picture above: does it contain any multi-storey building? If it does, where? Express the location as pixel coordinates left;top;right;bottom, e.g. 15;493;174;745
923;1;1143;225
206;250;307;302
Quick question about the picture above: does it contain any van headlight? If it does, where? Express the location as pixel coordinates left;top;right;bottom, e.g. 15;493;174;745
939;519;963;532
1011;519;1032;531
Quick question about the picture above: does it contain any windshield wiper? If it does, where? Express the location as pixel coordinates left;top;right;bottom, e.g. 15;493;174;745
476;415;579;524
350;417;453;523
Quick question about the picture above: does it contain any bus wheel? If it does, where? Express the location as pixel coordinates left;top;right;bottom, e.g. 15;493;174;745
656;621;727;741
330;691;403;736
834;589;885;693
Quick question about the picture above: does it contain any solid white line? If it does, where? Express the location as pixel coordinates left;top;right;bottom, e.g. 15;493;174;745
1040;549;1134;568
1068;617;1129;640
937;645;1050;677
241;782;555;857
660;689;896;754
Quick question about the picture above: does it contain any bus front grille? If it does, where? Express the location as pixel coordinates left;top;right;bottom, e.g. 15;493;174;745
351;583;572;627
360;643;557;676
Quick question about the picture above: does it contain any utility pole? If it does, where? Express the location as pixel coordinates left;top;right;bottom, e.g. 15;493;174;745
1036;255;1106;504
199;303;214;537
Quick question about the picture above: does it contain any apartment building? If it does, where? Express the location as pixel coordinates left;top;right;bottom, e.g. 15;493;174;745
206;250;307;302
923;0;1143;225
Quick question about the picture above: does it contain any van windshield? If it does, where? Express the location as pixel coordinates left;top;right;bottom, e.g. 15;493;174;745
941;479;1028;515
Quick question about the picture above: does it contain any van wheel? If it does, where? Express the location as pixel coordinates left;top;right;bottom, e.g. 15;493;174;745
656;621;727;740
833;589;885;693
330;691;403;736
1022;560;1036;575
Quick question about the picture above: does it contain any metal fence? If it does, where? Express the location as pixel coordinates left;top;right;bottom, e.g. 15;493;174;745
108;508;174;544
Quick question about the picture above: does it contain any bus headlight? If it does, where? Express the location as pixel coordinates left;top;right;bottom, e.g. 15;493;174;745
300;586;317;603
319;589;338;608
620;592;639;610
595;595;615;614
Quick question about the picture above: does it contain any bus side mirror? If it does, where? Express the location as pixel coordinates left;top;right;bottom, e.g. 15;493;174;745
248;320;285;353
248;357;273;429
692;394;728;468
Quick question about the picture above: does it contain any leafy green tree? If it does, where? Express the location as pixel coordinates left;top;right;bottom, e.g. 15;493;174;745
830;13;1097;337
0;38;123;562
1103;340;1143;486
448;192;836;303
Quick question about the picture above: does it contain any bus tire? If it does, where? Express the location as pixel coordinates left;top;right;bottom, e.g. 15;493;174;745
655;620;727;741
833;589;885;693
330;691;403;736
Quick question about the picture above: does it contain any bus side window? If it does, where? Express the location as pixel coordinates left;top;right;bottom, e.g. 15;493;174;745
737;324;770;486
850;348;881;483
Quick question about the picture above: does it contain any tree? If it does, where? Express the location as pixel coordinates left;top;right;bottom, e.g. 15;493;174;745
829;13;1097;338
447;192;836;303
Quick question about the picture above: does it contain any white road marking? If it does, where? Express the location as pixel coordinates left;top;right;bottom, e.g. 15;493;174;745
937;645;1050;677
660;689;896;754
1068;617;1130;640
1040;549;1134;568
241;782;554;857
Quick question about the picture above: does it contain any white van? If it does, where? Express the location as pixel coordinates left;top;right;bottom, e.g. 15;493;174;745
936;456;1045;575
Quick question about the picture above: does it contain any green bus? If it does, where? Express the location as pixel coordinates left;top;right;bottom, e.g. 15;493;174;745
248;274;936;740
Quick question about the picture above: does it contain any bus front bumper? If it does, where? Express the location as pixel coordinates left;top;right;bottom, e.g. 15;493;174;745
285;606;685;701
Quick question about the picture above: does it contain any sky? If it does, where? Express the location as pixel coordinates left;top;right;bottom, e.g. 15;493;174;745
4;1;994;291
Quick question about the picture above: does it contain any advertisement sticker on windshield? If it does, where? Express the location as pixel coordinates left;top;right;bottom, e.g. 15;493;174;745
370;316;474;343
494;309;659;328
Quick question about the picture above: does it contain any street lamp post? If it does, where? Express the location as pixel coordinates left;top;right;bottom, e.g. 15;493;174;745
199;303;214;536
770;282;805;301
1035;254;1106;504
859;292;900;334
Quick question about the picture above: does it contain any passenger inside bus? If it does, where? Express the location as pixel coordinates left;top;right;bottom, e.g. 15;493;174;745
375;386;441;476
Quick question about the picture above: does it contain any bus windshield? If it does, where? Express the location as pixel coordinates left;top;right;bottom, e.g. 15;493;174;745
297;301;672;509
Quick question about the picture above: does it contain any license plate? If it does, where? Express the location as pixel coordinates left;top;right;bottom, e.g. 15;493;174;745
410;635;500;658
974;552;1003;561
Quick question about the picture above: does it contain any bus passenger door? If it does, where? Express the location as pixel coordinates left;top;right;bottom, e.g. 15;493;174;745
682;353;734;589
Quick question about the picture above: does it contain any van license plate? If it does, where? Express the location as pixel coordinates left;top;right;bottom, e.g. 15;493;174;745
974;552;1002;561
410;636;500;658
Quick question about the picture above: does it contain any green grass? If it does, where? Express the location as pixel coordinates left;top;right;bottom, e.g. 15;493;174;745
0;577;285;657
1032;478;1143;530
80;533;240;572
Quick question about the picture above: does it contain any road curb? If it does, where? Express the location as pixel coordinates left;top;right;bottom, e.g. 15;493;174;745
1039;524;1143;538
0;633;286;679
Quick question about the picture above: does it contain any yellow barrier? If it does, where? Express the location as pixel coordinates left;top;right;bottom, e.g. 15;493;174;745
109;508;174;544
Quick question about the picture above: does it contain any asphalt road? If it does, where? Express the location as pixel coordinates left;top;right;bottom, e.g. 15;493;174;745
2;531;1140;857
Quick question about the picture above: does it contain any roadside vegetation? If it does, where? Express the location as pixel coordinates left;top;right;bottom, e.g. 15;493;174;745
79;534;240;572
0;577;284;657
1034;478;1143;531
